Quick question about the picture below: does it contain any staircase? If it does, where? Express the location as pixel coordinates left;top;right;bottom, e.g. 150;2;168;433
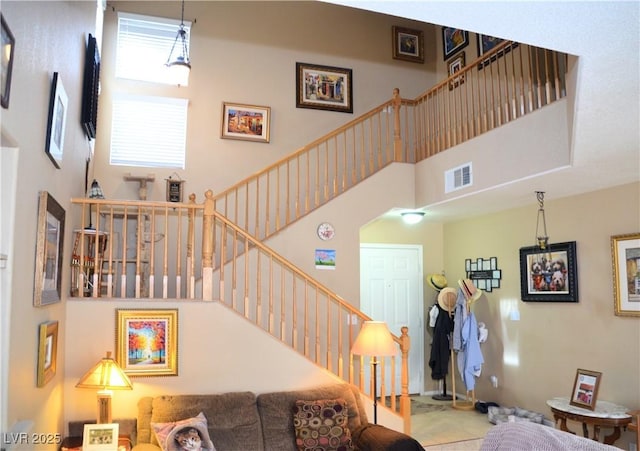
70;40;567;433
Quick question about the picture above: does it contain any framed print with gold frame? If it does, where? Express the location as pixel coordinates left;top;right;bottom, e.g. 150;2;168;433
221;102;271;143
37;321;59;387
570;368;601;410
611;233;640;316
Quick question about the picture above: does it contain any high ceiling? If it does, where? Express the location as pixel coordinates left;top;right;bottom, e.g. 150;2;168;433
324;1;640;222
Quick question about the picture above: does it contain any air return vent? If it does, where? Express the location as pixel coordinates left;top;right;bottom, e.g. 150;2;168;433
445;162;472;193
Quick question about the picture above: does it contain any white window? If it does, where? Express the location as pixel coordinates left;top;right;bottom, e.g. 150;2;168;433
110;94;188;169
116;12;191;86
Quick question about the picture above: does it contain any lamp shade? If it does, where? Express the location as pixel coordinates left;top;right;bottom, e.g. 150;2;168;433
88;179;105;199
76;352;132;390
351;321;397;357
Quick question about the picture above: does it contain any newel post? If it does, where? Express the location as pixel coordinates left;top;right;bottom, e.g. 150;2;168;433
392;88;403;162
202;190;215;300
399;326;411;434
186;193;196;299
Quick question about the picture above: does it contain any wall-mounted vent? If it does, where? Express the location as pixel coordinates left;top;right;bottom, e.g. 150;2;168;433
445;162;472;193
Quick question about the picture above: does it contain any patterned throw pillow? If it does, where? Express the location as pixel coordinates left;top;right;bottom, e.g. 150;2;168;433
293;398;354;451
151;411;216;451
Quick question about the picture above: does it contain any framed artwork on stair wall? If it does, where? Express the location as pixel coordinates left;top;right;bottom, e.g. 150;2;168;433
34;191;65;307
296;62;353;113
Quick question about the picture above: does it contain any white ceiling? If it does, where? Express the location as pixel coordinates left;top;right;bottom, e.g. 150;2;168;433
324;1;640;222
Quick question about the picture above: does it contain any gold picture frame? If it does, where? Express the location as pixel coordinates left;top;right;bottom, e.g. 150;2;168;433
611;233;640;317
221;102;271;143
34;191;65;307
116;309;178;377
570;368;602;410
37;321;59;387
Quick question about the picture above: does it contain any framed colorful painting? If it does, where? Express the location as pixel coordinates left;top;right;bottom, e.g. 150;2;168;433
611;233;640;316
296;62;352;113
442;27;468;60
116;309;178;377
221;102;270;143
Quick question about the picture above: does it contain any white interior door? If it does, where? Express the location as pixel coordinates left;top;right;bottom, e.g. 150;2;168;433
360;244;424;395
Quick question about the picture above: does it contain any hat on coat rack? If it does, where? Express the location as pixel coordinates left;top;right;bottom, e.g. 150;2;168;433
426;273;448;292
458;278;483;304
437;287;457;312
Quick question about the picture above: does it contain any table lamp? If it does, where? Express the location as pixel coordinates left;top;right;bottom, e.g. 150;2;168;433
351;321;397;424
86;179;105;230
76;351;132;423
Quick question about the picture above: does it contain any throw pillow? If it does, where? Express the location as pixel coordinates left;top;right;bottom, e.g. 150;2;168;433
151;412;216;451
293;398;354;451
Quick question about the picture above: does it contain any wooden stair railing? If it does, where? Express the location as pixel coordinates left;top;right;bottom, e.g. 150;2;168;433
70;194;412;432
213;41;567;243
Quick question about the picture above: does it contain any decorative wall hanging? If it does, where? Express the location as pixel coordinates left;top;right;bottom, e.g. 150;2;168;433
392;26;424;63
166;173;186;202
296;62;352;113
221;102;271;143
1;14;15;109
34;191;65;306
519;241;578;302
45;72;68;168
315;249;336;270
465;257;501;292
611;233;640;317
441;27;468;60
116;309;178;377
37;321;59;387
316;222;335;241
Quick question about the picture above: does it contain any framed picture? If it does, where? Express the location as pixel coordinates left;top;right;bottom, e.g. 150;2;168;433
519;241;578;302
83;423;119;451
611;233;640;317
34;191;65;307
296;62;353;113
1;14;15;109
221;102;271;143
45;72;68;169
448;52;466;91
570;369;602;410
477;34;518;69
442;27;469;60
116;309;178;377
392;26;424;63
37;321;58;387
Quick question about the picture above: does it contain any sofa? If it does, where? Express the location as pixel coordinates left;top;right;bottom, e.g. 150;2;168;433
131;382;422;451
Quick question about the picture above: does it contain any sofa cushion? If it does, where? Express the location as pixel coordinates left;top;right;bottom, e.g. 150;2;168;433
151;412;215;451
293;398;354;451
139;392;263;450
257;383;366;451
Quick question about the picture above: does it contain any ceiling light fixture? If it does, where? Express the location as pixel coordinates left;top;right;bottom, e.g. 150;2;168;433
165;0;191;85
535;191;549;249
401;211;425;225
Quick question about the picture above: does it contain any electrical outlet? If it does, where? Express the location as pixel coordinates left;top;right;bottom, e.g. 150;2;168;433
490;375;498;388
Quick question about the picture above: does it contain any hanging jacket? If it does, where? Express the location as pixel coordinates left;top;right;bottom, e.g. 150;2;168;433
428;304;454;380
456;311;484;391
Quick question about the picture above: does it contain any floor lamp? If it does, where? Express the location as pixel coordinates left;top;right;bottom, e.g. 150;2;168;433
351;321;397;424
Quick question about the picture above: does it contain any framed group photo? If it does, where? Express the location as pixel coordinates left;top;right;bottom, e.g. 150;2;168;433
33;191;65;307
392;26;424;63
116;309;178;377
221;102;271;143
519;241;578;302
296;62;352;113
611;233;640;316
570;368;601;410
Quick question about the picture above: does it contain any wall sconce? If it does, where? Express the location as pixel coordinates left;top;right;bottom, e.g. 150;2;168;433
351;321;397;424
166;0;191;85
401;211;425;225
535;191;549;249
76;351;132;423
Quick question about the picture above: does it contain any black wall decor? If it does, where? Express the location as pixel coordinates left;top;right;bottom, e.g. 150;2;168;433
81;33;100;139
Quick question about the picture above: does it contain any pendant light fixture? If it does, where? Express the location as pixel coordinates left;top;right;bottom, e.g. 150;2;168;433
165;0;191;85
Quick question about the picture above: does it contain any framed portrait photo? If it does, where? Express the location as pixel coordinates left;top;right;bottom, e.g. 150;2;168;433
83;423;119;451
1;14;15;109
296;62;352;113
37;321;59;387
116;309;178;377
392;26;424;63
34;191;65;307
570;368;602;410
221;102;271;143
519;241;578;302
45;72;68;169
442;27;468;60
611;233;640;317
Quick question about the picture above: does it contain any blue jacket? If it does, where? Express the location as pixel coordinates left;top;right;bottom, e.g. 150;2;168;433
456;312;484;391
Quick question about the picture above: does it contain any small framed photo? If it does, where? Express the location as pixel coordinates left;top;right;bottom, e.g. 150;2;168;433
37;321;58;387
45;72;68;168
570;369;602;410
448;52;466;91
296;62;352;113
442;27;469;61
1;14;16;109
83;423;119;451
116;309;178;377
221;102;271;143
34;191;65;307
392;26;424;63
611;233;640;317
519;241;578;302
